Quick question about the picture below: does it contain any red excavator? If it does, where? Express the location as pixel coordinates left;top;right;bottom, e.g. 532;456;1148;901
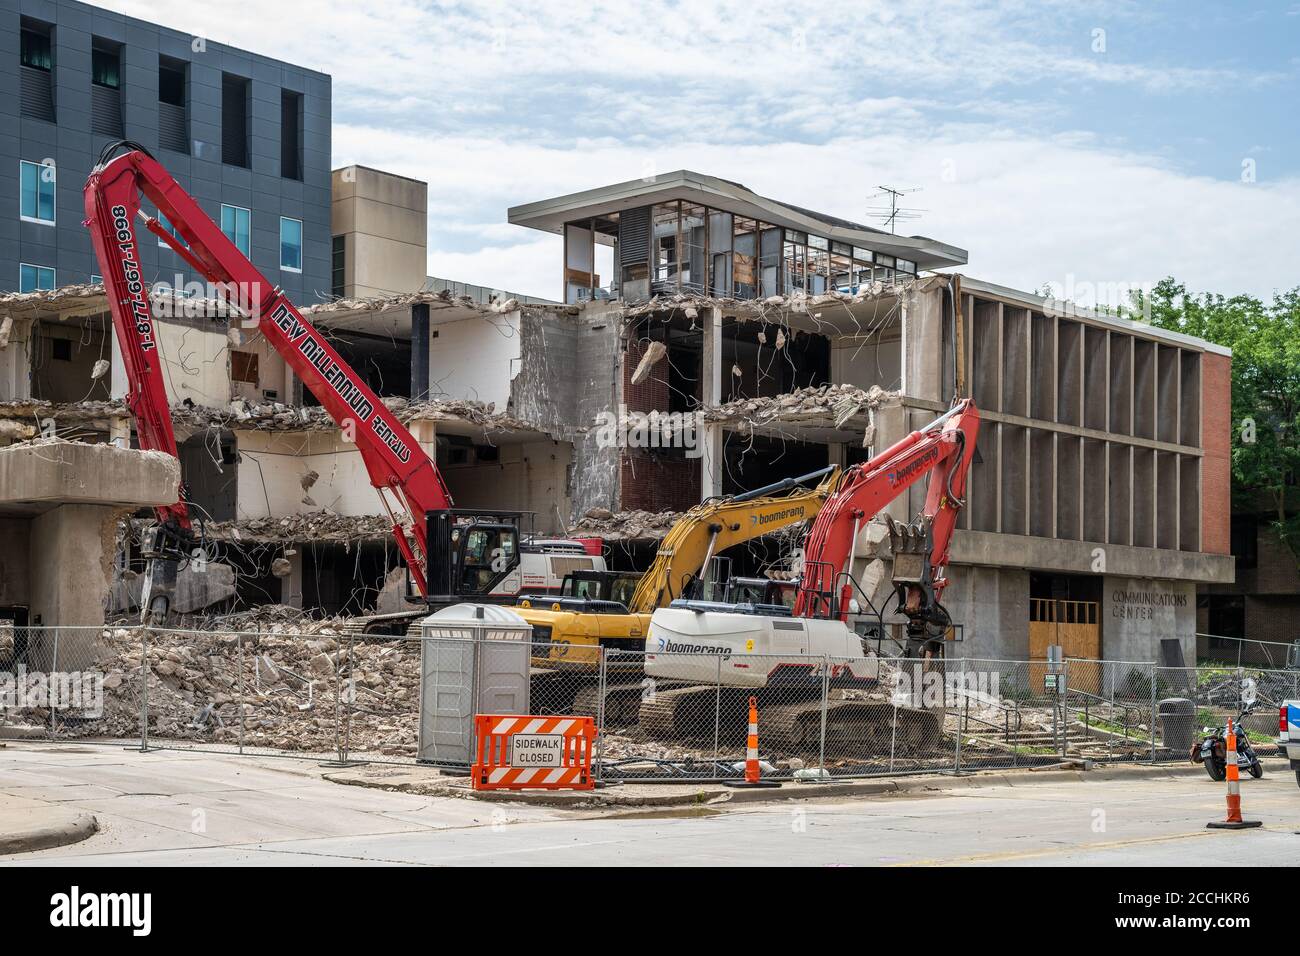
640;398;979;750
84;141;525;622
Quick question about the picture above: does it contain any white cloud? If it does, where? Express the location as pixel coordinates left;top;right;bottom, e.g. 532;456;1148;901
89;0;1294;301
333;123;1300;302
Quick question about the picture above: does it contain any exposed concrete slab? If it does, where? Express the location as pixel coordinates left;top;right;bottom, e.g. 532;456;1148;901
0;440;179;514
0;441;179;633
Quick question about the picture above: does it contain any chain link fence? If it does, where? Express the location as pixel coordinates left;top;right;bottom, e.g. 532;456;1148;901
3;622;1297;782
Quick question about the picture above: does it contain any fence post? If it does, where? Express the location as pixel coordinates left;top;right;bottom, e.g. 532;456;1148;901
1149;662;1158;764
48;626;60;738
237;631;245;755
1059;658;1069;760
953;658;964;774
343;635;356;764
595;646;607;785
712;654;721;776
817;655;830;780
138;626;150;752
332;631;345;766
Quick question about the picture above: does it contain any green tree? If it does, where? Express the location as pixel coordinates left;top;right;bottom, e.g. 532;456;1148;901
1132;278;1300;565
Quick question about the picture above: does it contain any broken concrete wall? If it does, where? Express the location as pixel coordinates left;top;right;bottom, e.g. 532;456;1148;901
509;305;623;522
440;439;574;534
29;319;113;404
234;429;392;520
111;318;230;407
428;310;521;409
831;327;902;391
901;281;946;404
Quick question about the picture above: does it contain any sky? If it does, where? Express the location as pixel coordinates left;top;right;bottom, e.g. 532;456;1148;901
98;0;1300;304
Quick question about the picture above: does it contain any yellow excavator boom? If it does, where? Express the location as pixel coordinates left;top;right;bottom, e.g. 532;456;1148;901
628;465;842;613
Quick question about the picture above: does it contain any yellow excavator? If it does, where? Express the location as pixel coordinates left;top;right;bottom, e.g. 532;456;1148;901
517;465;841;720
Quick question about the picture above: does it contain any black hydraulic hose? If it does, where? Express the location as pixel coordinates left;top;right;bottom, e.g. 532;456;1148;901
731;463;837;503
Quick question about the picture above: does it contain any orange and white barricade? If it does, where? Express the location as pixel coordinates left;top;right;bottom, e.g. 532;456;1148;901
1206;718;1261;830
472;715;595;791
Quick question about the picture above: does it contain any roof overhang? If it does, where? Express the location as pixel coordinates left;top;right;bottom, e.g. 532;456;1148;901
508;170;968;271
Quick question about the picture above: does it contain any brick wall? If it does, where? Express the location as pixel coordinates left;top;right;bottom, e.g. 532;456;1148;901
1200;352;1231;554
619;451;700;513
623;339;670;414
1244;595;1300;645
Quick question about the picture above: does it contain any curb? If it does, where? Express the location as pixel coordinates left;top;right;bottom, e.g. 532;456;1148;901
326;758;1290;808
0;811;98;855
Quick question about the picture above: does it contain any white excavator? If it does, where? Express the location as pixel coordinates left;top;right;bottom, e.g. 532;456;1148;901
640;399;980;752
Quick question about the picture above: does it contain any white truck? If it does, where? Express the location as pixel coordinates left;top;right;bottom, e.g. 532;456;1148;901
1278;699;1300;788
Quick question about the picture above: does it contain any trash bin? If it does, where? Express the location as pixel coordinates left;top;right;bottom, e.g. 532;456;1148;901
1158;697;1196;753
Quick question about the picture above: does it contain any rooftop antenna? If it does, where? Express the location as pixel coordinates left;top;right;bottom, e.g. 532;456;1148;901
866;185;924;234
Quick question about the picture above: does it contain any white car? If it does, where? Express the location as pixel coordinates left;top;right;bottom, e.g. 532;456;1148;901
1278;700;1300;789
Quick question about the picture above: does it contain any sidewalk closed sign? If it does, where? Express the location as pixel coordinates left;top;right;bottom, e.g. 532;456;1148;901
511;733;564;767
472;715;596;791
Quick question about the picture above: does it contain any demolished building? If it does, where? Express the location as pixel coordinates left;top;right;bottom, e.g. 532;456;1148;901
0;168;1235;666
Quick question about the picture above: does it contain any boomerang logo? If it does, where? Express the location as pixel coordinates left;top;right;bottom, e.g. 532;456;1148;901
888;448;939;487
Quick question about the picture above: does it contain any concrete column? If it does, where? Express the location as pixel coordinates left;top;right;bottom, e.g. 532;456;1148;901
0;317;33;401
27;504;121;667
700;306;724;497
109;325;127;401
410;303;430;401
408;419;438;463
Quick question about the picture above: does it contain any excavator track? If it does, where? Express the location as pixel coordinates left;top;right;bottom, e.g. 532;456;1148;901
636;686;944;756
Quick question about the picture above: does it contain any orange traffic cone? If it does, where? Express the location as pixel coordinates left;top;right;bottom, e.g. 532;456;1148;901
1206;718;1262;830
724;696;781;788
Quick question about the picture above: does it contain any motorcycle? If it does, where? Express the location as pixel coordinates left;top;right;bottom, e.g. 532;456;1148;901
1190;703;1264;782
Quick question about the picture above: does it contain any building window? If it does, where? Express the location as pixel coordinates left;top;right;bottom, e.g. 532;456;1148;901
280;217;303;272
20;161;56;225
20;27;52;70
90;41;124;137
20;263;56;293
221;73;250;167
221;204;251;256
158;56;189;154
281;90;303;181
90;274;102;285
157;213;189;249
230;350;259;385
331;235;346;298
19;22;55;122
91;46;120;88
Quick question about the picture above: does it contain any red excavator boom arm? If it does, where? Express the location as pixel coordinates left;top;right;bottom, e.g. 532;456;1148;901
84;143;452;600
794;399;979;650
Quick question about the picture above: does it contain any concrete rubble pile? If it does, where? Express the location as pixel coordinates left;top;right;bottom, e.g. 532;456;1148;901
619;278;923;321
0;394;540;443
705;383;898;432
201;511;393;544
571;507;682;539
37;625;426;757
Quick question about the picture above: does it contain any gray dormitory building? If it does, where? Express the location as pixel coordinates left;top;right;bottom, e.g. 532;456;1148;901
0;0;331;300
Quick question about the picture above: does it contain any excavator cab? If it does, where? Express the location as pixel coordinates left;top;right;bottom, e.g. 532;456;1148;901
517;570;642;615
419;509;523;604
